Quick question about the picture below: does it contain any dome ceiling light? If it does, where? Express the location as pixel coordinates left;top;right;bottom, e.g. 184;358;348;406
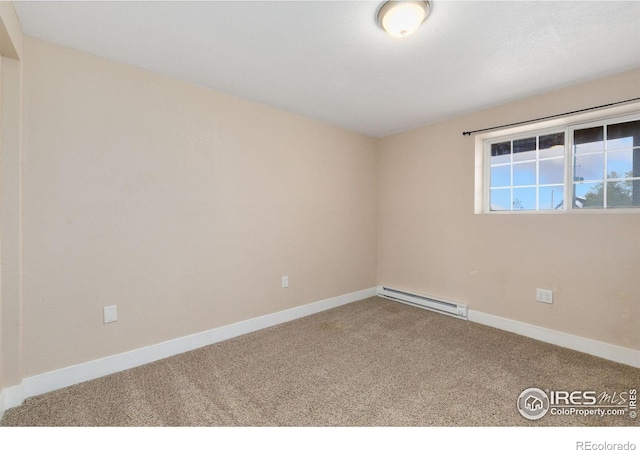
377;1;431;38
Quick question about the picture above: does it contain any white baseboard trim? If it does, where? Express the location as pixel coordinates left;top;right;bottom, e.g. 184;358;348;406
469;309;640;369
0;383;24;419
0;287;376;418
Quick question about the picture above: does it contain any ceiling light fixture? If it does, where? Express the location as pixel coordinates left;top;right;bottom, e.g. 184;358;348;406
377;1;431;38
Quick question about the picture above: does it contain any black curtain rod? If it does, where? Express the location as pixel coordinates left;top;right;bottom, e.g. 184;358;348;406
462;97;640;136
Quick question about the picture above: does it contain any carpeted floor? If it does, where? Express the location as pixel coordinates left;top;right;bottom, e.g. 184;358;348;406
1;297;638;426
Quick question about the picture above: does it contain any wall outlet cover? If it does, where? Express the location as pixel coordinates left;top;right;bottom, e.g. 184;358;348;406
103;305;118;324
536;288;553;304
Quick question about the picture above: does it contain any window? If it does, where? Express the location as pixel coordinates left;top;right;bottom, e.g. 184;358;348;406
489;131;565;211
571;119;640;209
482;113;640;212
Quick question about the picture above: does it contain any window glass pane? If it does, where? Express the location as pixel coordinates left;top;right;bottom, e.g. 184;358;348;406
513;187;536;210
513;162;536;186
606;180;636;208
574;153;603;182
539;159;564;184
491;142;511;164
633;179;640;208
490;189;511;211
539;132;565;159
539;145;564;159
607;120;640;151
574;126;604;154
513;137;536;162
539;132;564;149
539;186;563;210
606;149;637;179
491;165;510;187
573;182;603;209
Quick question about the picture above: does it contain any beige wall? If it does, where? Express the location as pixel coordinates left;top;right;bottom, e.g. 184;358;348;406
378;69;640;351
12;34;640;382
0;55;4;394
1;55;22;388
0;1;22;60
0;1;24;395
22;37;377;376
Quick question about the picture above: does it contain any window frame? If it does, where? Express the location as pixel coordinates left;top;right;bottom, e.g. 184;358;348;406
475;106;640;215
483;126;568;213
568;115;640;210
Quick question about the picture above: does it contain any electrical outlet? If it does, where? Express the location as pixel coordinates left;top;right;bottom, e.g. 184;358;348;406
536;288;553;304
282;276;289;288
103;305;118;324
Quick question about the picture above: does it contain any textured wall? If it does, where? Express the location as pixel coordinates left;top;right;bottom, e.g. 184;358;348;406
0;55;3;393
378;69;640;350
0;0;24;399
22;37;378;376
1;55;23;389
16;35;640;382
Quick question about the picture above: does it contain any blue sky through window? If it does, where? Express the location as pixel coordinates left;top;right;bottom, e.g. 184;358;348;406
486;119;639;212
490;135;565;210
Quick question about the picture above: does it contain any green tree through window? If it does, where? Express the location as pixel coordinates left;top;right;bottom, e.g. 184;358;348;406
582;171;635;208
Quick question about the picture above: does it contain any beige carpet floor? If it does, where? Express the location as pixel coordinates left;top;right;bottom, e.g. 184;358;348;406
1;297;638;426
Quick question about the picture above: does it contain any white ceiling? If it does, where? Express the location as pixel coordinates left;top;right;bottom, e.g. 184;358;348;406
13;1;640;137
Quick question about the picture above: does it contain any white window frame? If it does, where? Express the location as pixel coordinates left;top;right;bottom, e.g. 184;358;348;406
474;103;640;214
484;127;567;212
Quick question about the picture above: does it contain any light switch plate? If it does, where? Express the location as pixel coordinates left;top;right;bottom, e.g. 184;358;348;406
103;305;118;324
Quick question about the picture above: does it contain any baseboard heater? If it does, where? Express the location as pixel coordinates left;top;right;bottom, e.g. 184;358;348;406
376;286;469;320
